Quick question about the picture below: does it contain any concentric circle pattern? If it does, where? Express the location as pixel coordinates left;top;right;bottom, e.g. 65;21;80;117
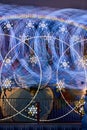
0;4;87;122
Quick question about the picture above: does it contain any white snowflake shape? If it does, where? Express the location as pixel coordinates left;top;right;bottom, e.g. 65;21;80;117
45;33;54;43
4;57;11;66
78;57;87;67
39;22;47;30
3;22;13;30
2;78;12;88
19;34;29;43
26;21;34;28
28;105;37;116
59;25;67;34
30;56;38;65
56;80;65;91
71;35;80;42
60;59;70;69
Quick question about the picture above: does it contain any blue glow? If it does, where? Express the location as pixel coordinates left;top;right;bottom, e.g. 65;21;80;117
0;4;87;90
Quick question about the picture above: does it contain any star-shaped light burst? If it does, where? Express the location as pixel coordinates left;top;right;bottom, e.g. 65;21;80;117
45;33;54;43
19;34;29;43
78;56;87;68
26;21;34;29
56;80;65;92
39;22;47;30
27;105;37;117
71;35;80;42
60;59;70;69
4;57;11;66
2;78;12;88
59;25;67;34
30;55;38;65
3;22;13;30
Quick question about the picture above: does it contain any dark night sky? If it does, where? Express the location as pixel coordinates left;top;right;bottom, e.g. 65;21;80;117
0;0;87;10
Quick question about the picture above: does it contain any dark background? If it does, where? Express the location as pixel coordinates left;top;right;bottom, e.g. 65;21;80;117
0;0;87;9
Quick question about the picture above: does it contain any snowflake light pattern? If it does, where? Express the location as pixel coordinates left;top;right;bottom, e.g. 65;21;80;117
2;78;12;88
4;57;11;66
19;34;29;43
59;25;67;34
39;22;47;30
26;21;34;28
45;33;53;43
56;80;65;92
71;35;80;42
60;59;70;69
30;55;38;65
27;105;37;117
3;22;13;30
78;56;87;68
